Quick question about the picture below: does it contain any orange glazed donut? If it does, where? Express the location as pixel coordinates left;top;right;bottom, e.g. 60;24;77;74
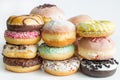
42;20;76;47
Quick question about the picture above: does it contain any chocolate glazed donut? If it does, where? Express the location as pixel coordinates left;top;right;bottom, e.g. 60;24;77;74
80;58;119;77
7;15;44;31
3;56;42;67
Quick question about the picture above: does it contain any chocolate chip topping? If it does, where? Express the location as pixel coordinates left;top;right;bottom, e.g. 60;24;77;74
3;56;42;67
18;46;26;50
81;58;119;71
10;46;14;49
3;45;7;49
37;4;56;9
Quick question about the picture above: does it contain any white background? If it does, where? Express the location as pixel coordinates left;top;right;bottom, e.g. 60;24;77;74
0;0;120;80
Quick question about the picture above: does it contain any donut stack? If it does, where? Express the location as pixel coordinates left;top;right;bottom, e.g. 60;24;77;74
76;20;119;77
30;3;66;46
2;14;44;73
38;20;80;76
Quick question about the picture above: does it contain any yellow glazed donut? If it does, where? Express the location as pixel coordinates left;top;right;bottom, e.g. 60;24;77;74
77;20;115;37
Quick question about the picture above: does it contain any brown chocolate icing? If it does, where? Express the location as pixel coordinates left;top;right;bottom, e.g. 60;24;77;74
37;4;56;9
80;58;119;77
7;15;44;31
7;25;43;31
3;56;42;67
22;18;40;25
80;65;117;77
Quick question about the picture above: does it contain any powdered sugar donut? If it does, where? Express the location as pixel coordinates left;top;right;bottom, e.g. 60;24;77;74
42;20;76;47
30;4;65;23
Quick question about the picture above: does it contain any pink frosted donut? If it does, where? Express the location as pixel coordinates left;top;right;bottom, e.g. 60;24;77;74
4;30;41;45
5;30;40;39
78;37;116;60
69;15;92;26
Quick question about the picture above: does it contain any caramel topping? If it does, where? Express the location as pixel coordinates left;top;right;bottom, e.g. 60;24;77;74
7;14;44;26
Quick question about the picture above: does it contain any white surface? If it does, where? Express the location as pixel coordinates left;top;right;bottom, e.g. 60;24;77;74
0;0;120;80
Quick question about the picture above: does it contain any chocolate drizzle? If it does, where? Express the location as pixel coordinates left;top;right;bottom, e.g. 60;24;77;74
81;58;119;71
37;4;56;9
7;15;44;32
22;17;40;25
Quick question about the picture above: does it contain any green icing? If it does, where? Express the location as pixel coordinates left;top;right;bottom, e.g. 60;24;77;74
38;44;74;54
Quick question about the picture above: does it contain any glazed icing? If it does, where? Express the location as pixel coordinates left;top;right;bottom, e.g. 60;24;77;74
78;37;115;50
77;20;115;32
42;32;76;41
43;57;80;71
43;20;75;33
7;14;44;25
38;43;74;54
5;30;40;39
69;15;92;25
78;46;116;60
30;5;65;20
3;44;37;53
81;62;117;71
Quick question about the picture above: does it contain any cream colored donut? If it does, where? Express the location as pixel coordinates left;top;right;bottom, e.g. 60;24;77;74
2;44;37;59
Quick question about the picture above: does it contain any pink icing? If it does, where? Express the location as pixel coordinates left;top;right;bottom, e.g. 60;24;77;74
78;37;114;50
5;30;40;39
91;37;111;43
